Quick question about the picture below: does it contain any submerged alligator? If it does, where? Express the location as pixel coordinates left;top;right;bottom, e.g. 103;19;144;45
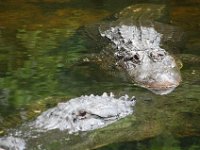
83;4;182;95
31;93;135;133
0;4;184;150
0;93;135;150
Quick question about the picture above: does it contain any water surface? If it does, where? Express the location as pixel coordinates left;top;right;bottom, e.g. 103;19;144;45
0;0;199;149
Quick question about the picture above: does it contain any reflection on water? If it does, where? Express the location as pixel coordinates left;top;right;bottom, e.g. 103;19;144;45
0;0;199;149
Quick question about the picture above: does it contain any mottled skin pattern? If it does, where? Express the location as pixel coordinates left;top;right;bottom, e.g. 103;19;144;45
86;4;182;95
0;93;135;150
100;25;181;95
30;93;135;133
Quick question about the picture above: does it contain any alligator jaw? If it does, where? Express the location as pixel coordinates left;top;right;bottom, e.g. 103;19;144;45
142;81;181;95
137;69;181;95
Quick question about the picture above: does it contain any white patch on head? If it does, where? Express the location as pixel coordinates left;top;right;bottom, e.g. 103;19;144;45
100;25;163;52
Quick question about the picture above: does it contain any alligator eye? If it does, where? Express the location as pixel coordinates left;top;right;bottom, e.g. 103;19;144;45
132;53;140;63
78;110;87;117
124;53;140;63
133;54;139;61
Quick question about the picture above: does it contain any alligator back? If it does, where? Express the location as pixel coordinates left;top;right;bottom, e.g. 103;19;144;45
85;4;182;49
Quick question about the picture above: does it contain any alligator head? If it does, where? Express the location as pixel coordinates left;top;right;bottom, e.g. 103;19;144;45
100;25;181;95
31;93;135;133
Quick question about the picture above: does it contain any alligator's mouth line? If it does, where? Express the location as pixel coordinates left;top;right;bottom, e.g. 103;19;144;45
148;82;179;89
137;80;181;90
77;111;119;121
135;81;181;95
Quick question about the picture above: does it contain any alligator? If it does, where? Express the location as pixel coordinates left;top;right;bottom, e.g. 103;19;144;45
30;93;135;133
0;93;136;150
0;4;184;150
83;4;182;95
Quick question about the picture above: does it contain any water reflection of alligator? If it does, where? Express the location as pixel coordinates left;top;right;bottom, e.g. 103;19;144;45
83;4;182;95
0;93;135;150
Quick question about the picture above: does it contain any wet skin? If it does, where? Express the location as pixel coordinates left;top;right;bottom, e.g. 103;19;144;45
96;5;182;95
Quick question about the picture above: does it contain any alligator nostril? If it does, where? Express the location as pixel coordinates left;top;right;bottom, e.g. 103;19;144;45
157;51;166;58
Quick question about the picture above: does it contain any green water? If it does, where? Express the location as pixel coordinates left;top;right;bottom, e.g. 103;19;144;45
0;0;199;149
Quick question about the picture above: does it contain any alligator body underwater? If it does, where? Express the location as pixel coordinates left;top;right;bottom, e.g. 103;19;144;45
0;93;135;150
31;93;135;133
84;4;182;95
0;4;184;150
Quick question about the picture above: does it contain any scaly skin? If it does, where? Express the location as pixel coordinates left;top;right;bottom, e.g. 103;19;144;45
0;93;136;150
85;4;182;95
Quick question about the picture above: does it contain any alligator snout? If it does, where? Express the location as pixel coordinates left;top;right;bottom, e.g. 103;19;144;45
127;51;181;95
144;68;181;95
137;72;181;95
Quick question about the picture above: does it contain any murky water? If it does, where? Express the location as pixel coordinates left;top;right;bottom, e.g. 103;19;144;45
0;0;199;149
